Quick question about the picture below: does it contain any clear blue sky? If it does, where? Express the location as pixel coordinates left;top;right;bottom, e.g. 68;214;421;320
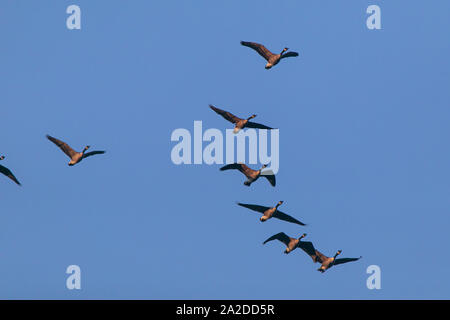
1;1;449;299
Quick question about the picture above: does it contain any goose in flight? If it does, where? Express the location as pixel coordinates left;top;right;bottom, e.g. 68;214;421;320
263;232;307;254
220;163;275;187
0;156;21;186
240;41;299;69
209;105;273;133
298;241;362;273
237;201;305;225
46;135;105;166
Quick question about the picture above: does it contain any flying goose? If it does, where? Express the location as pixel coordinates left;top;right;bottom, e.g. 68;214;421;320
209;105;273;133
0;156;21;186
263;232;307;254
46;135;105;166
237;201;305;225
240;41;299;69
298;241;362;273
220;163;275;187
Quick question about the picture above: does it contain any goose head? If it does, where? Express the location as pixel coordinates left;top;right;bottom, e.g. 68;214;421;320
298;233;307;240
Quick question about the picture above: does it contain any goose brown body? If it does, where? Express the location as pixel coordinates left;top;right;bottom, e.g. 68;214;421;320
261;203;279;221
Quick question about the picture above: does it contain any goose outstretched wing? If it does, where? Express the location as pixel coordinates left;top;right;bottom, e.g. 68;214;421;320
298;242;325;263
261;170;276;187
334;256;362;266
273;211;306;226
46;135;77;159
281;51;299;59
263;232;292;246
82;150;106;159
245;122;274;130
210;105;241;124
237;203;270;214
220;163;254;179
240;41;274;61
0;165;21;186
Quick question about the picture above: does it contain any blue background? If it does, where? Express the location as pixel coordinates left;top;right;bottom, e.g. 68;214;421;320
1;1;449;299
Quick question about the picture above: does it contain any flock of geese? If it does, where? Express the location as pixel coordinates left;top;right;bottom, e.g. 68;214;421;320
214;42;362;273
1;41;360;274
